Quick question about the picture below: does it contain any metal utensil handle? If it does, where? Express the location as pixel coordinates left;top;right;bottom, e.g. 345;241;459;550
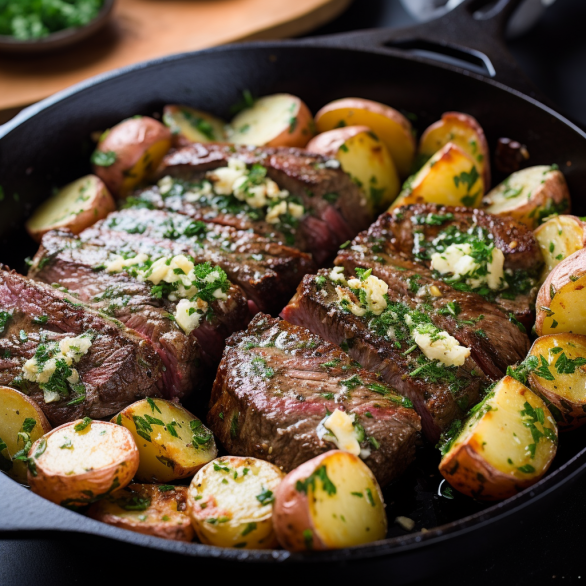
309;0;546;102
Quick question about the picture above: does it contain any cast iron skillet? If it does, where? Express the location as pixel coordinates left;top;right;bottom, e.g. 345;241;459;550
0;0;585;578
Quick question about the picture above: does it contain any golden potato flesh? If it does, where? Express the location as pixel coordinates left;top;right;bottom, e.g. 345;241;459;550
163;105;226;145
418;112;490;188
392;142;484;210
440;376;557;500
187;456;284;549
273;450;387;551
28;420;139;507
534;215;586;284
482;166;570;229
0;386;51;484
88;483;194;542
229;94;314;148
25;175;115;243
314;98;415;177
113;398;217;483
306;125;400;212
536;248;586;336
528;334;586;429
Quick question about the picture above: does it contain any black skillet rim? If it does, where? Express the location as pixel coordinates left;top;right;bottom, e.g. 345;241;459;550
1;37;586;563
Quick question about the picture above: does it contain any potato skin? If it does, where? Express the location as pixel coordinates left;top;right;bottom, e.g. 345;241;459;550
27;420;138;507
527;334;586;430
0;386;51;484
314;97;415;177
26;175;115;243
419;112;491;188
88;484;194;542
93;116;172;197
535;247;586;336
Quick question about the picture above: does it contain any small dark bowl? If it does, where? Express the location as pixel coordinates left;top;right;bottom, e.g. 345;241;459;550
0;0;116;54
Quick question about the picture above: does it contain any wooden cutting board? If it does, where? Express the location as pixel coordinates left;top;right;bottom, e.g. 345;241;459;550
0;0;351;115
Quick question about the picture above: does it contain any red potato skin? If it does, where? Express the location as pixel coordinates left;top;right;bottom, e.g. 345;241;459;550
273;451;340;552
421;112;491;188
93;117;172;197
27;421;139;505
305;125;371;156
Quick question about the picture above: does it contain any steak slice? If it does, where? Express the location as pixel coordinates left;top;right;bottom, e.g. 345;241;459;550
28;229;251;398
208;314;421;486
125;143;372;264
281;270;492;442
96;208;316;315
375;204;543;326
0;267;163;426
336;237;530;378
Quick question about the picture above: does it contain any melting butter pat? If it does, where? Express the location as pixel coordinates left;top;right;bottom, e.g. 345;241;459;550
413;327;470;367
319;409;361;457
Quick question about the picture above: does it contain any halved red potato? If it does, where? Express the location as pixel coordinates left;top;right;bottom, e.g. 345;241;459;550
163;105;227;146
88;483;194;542
526;334;586;430
25;175;115;243
228;94;315;148
391;142;484;210
535;247;586;336
0;386;51;484
273;450;387;551
482;166;570;229
439;375;558;501
27;419;138;508
306;125;400;212
315;98;415;178
419;112;491;188
534;215;586;284
113;398;217;483
187;456;284;549
92;116;172;197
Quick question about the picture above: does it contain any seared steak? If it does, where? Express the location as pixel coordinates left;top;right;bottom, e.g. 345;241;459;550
0;267;163;426
371;205;543;326
208;314;421;486
125;143;372;264
281;270;492;442
28;229;251;398
94;208;316;315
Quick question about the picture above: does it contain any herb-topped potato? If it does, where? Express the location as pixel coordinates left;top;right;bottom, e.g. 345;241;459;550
273;450;387;551
163;105;227;146
88;483;194;542
0;386;51;484
92;116;172;197
439;375;558;500
27;419;139;507
113;398;217;483
525;334;586;430
187;456;284;549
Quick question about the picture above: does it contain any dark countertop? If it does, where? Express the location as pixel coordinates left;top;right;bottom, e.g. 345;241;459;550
2;1;585;584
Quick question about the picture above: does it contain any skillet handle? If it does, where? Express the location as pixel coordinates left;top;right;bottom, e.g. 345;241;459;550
315;0;549;104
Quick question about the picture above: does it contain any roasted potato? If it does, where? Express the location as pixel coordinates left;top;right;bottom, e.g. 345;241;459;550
92;116;172;197
526;334;586;430
314;97;415;178
439;375;558;500
273;450;387;551
25;175;115;243
163;105;227;146
187;456;284;549
482;165;570;229
228;94;314;148
88;483;194;542
536;247;586;336
0;386;51;484
28;419;138;507
306;125;400;211
391;142;484;210
534;215;586;283
113;398;217;483
418;112;490;188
